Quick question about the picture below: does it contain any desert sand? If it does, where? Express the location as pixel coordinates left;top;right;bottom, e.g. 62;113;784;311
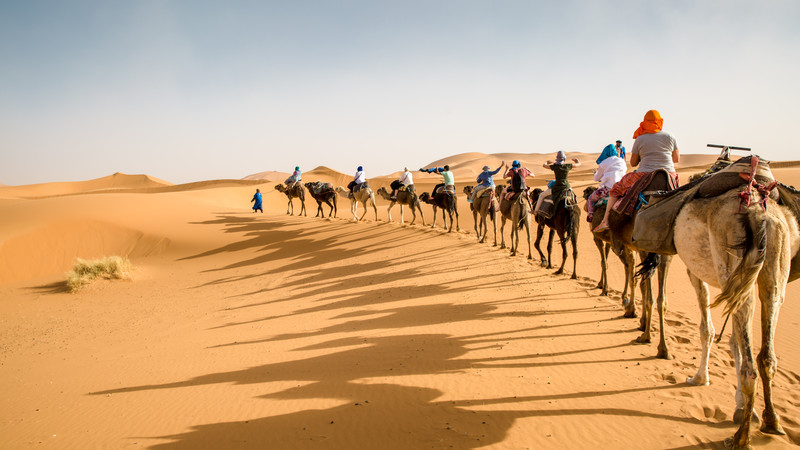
2;154;800;449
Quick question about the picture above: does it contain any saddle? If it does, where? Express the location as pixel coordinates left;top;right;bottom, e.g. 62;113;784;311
615;170;679;216
433;185;455;196
500;191;525;215
353;182;369;193
537;189;578;219
632;156;777;254
310;181;333;195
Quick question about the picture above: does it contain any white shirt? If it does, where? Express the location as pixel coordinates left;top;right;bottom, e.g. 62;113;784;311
595;156;627;190
399;171;413;185
354;170;366;184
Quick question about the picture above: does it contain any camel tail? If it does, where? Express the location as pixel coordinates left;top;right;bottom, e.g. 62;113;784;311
635;253;660;280
711;213;767;315
564;200;575;241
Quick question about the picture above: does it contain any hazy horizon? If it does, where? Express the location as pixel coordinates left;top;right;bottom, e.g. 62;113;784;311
2;1;798;185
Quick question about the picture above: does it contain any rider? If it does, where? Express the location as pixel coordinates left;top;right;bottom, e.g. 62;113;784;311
534;151;581;215
593;109;680;232
348;166;366;195
471;161;505;203
586;146;626;222
420;165;455;195
285;166;301;188
503;160;533;200
389;167;414;201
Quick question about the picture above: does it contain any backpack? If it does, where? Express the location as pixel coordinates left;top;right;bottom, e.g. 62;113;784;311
511;170;524;192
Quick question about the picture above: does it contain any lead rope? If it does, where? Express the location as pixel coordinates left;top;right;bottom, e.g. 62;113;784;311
715;312;731;343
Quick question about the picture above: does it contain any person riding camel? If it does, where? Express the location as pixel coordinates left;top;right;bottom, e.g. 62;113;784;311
503;160;533;201
389;167;414;201
285;166;302;189
420;165;455;195
347;166;366;196
534;151;581;216
471;161;505;203
586;145;627;222
593;109;680;232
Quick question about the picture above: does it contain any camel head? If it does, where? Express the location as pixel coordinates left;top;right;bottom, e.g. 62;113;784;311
376;187;389;197
275;183;286;193
419;192;432;204
530;188;543;202
583;186;598;199
463;186;473;196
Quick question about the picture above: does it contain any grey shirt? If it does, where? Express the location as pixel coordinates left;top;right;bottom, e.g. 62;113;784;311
631;131;678;172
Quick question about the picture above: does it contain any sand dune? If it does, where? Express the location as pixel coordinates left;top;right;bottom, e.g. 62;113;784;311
2;156;800;448
242;170;290;182
0;172;173;199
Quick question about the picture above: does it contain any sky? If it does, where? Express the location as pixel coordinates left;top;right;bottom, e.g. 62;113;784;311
1;0;798;185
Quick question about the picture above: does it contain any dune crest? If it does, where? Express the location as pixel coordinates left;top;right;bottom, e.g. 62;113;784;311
0;172;173;199
0;220;169;284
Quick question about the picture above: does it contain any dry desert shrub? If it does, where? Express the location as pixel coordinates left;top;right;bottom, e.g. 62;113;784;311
66;256;132;292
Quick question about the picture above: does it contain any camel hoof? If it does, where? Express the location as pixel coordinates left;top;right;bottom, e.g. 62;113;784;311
623;310;637;319
570;273;577;280
595;282;604;289
635;334;651;344
554;268;564;275
527;255;533;260
656;349;672;360
760;412;786;435
686;376;709;386
723;436;752;450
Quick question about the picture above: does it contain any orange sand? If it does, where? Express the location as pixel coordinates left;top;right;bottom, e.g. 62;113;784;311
2;153;799;449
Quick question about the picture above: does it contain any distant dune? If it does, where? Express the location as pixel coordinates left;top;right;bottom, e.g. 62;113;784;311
242;170;290;182
0;172;173;199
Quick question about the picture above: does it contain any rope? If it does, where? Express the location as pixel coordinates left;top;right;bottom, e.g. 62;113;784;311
737;156;778;212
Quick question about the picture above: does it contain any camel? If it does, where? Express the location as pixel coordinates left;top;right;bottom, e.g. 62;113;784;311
274;183;307;216
590;170;676;359
304;182;337;218
463;185;498;245
335;185;378;221
419;188;459;233
669;187;798;448
634;154;800;448
583;186;638;306
497;188;532;259
375;186;424;225
530;188;581;278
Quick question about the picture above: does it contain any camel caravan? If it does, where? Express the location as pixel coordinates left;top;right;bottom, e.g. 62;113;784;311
267;110;799;448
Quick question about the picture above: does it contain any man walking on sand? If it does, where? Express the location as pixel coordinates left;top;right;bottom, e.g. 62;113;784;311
251;188;263;213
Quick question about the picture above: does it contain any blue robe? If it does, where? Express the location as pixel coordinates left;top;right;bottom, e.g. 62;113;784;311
252;192;263;211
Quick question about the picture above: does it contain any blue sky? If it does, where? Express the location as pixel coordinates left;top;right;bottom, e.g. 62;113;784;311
1;0;798;185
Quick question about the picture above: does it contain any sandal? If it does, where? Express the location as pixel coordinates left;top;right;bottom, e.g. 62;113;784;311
593;222;610;232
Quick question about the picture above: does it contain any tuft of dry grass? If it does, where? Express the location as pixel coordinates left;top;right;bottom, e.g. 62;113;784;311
66;256;132;292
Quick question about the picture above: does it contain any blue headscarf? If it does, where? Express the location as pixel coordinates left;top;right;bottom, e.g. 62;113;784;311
595;144;618;164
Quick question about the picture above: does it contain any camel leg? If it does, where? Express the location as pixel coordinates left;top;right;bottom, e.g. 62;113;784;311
619;248;637;318
371;197;378;221
636;275;653;342
756;242;789;435
570;231;578;279
687;270;714;386
554;230;567;275
728;297;758;450
534;222;546;264
509;210;518;256
400;204;405;224
472;209;480;240
655;256;673;360
524;217;532;260
491;208;498;247
453;204;459;232
545;228;555;269
499;216;507;249
387;203;394;222
431;206;438;229
595;239;608;293
286;199;292;215
415;202;425;226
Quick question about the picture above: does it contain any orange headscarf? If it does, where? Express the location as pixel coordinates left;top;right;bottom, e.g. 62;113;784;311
632;109;663;139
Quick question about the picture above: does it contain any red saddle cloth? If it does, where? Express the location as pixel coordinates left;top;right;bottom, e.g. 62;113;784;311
614;170;679;216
